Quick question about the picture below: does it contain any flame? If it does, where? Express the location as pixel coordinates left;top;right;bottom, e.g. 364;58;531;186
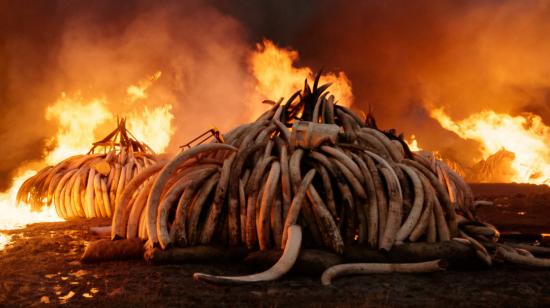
45;93;111;164
0;72;174;249
127;104;175;153
431;108;550;184
406;134;422;152
0;171;61;249
127;71;162;102
249;39;353;119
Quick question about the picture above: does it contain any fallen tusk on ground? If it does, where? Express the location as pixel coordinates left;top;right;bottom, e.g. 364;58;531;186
321;259;447;286
192;225;302;285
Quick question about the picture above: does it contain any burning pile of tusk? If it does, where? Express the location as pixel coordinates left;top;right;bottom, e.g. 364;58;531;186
80;72;549;285
16;119;159;219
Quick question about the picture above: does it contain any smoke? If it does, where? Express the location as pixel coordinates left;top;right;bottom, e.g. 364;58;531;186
309;1;550;165
0;0;257;190
2;0;550;189
218;0;550;167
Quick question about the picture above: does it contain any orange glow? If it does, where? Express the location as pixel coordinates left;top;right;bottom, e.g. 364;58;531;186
127;71;162;102
127;104;174;153
0;170;61;249
0;72;174;249
431;108;550;184
406;134;422;152
45;93;111;164
249;39;353;118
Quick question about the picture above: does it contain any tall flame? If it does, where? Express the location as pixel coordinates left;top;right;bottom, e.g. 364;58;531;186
127;104;175;153
45;93;111;164
406;134;422;152
0;72;174;249
431;108;550;184
249;39;353;119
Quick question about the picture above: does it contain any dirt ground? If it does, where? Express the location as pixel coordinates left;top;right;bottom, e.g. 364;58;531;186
0;184;549;307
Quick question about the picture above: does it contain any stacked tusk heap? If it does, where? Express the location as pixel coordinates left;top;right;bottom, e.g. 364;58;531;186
29;72;550;285
103;73;550;284
16;119;158;219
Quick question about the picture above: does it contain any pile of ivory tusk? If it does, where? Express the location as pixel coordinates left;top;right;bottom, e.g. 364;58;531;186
105;73;549;285
17;119;158;219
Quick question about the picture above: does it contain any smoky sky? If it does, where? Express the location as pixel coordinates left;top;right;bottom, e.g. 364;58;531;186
2;0;550;190
0;0;254;190
217;0;550;165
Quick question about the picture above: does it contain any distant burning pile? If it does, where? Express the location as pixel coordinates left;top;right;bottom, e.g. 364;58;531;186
404;109;550;185
431;109;550;184
0;70;174;250
17;120;159;219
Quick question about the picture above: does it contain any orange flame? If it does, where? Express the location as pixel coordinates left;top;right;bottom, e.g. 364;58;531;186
127;104;175;153
249;39;353;119
0;171;61;249
45;93;111;164
127;71;162;102
431;108;550;184
406;134;422;152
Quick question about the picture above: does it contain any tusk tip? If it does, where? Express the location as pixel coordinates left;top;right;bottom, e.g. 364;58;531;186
192;273;206;281
193;272;223;284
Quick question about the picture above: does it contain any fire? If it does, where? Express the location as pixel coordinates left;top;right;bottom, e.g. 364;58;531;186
45;93;111;164
406;134;422;152
0;72;174;249
127;71;162;102
249;39;353;118
431;108;550;184
127;104;175;153
0;171;61;249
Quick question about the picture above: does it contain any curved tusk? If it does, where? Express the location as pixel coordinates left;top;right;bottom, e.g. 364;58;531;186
496;247;550;268
193;225;302;285
321;259;447;286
